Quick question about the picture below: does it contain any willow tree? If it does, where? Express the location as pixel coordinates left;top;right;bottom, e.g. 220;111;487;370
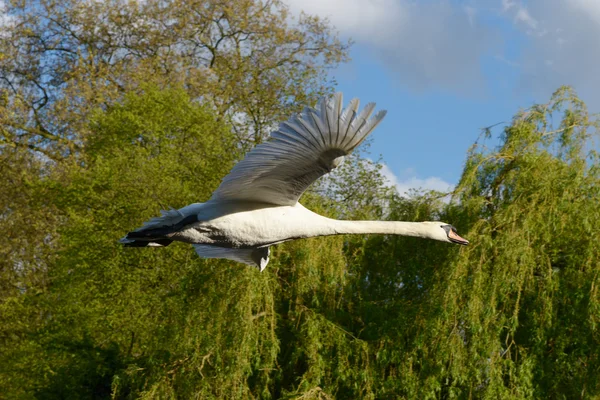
343;87;600;398
444;86;600;398
0;0;348;159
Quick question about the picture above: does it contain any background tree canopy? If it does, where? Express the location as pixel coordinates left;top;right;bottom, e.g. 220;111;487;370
1;1;599;399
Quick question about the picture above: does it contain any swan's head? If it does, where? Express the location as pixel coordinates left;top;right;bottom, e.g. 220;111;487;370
424;222;469;245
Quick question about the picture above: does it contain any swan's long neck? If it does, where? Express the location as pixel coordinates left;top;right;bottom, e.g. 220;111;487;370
323;219;434;239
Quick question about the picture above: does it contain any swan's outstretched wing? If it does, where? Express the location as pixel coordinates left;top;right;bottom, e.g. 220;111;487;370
210;93;387;206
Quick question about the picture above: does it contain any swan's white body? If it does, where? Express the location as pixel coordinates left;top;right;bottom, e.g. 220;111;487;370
120;93;468;270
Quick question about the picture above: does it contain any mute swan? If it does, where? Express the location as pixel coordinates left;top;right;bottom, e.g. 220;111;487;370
120;93;468;271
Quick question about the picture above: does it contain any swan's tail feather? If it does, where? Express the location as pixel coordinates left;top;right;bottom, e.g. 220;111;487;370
119;210;199;246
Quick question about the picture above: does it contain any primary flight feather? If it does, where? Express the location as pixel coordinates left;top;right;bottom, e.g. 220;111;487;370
120;93;468;271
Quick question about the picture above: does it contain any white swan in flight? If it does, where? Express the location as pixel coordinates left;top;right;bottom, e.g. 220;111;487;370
120;93;468;271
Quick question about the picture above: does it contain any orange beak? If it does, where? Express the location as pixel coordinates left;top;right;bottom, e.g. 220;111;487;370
448;230;469;245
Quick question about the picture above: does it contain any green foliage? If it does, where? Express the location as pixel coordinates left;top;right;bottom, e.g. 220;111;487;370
1;4;599;396
335;87;600;399
3;82;600;399
315;146;394;220
0;0;348;158
441;87;600;398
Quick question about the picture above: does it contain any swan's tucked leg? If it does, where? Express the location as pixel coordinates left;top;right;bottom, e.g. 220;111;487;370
121;238;173;247
193;245;270;272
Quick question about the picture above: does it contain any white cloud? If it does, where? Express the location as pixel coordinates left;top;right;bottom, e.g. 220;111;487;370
286;0;404;39
0;0;15;38
285;0;600;108
503;0;600;106
464;6;477;27
379;164;454;197
501;0;515;11
502;0;538;29
514;7;538;29
566;0;600;25
494;55;520;68
286;0;497;93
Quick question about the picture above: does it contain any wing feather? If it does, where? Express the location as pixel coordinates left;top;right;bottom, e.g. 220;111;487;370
210;92;387;206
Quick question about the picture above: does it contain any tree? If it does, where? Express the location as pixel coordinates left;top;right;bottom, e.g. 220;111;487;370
442;86;600;398
0;86;240;397
344;86;600;398
6;86;600;398
3;2;599;393
0;0;348;160
0;86;361;398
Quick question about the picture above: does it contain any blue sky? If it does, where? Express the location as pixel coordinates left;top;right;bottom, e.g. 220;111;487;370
286;0;600;193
